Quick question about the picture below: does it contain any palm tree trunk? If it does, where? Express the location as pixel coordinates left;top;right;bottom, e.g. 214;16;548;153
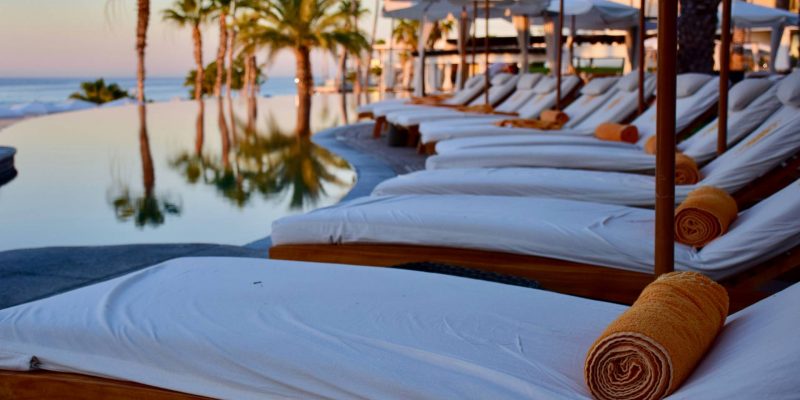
338;48;348;93
295;46;313;137
214;11;228;97
217;97;231;170
226;28;236;97
195;100;205;156
138;104;155;197
363;0;379;104
677;0;720;73
136;0;150;103
192;23;205;100
247;54;258;122
353;56;363;105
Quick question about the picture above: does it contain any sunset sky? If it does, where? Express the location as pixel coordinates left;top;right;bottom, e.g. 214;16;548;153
0;0;392;78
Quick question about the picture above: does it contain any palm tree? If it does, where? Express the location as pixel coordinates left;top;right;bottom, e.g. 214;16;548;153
70;78;131;104
363;0;380;103
136;0;150;103
392;19;449;88
163;0;211;100
338;0;369;104
239;0;368;136
677;0;720;73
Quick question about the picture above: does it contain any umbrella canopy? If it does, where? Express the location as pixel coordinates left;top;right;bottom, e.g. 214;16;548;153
726;1;799;73
529;0;639;29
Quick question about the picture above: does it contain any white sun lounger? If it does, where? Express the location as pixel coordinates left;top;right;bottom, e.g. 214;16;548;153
414;74;588;141
384;73;566;127
273;178;800;280
372;101;800;205
356;74;487;116
1;256;798;399
427;72;715;153
426;79;792;172
369;73;515;119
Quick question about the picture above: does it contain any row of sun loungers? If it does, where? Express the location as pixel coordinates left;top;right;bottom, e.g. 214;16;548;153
2;71;799;398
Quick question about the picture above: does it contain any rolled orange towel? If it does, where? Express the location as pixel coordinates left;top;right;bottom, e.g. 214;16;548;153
594;123;639;143
585;272;729;400
675;186;738;247
643;135;658;154
675;153;701;185
457;104;494;113
540;110;570;125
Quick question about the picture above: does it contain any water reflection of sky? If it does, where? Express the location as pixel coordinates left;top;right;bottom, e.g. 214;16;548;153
0;94;357;251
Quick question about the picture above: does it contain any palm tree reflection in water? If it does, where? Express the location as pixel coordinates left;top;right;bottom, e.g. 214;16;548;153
172;99;351;210
109;105;182;227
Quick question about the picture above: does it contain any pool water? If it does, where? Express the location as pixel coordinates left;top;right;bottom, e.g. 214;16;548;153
0;95;358;251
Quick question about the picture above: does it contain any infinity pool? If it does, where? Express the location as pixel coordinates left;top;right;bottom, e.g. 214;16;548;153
0;95;357;251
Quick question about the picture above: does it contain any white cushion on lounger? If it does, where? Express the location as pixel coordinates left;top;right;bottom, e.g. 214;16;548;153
531;75;558;93
614;69;646;92
2;257;797;399
777;69;800;106
0;257;625;399
515;72;543;89
728;78;773;111
274;180;800;278
675;73;713;98
580;76;617;95
428;87;791;172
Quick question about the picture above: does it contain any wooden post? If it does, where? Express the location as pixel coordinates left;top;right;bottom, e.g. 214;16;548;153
459;7;469;89
654;0;677;277
638;0;646;115
556;0;564;110
718;0;732;155
483;0;490;105
472;1;478;76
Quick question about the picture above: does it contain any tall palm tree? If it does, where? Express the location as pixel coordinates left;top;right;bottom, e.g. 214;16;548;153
239;0;368;136
363;0;380;103
163;0;211;100
677;0;720;73
136;0;150;103
339;0;368;104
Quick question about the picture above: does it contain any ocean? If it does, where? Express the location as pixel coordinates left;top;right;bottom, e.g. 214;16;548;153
0;76;300;107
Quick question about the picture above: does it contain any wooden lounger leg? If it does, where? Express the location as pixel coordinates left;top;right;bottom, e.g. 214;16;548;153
406;125;420;147
372;117;385;139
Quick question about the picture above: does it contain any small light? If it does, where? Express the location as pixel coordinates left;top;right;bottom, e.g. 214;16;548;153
294;78;299;84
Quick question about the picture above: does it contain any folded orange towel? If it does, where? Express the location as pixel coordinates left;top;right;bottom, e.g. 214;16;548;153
493;119;563;130
675;186;738;247
540;110;570;125
643;135;658;154
594;123;639;143
675;153;701;185
585;272;729;400
457;104;494;113
409;94;452;105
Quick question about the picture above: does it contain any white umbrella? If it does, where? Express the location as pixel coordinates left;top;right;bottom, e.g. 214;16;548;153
726;0;799;72
10;101;50;116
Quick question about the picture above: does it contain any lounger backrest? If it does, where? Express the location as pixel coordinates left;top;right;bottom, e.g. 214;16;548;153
691;178;800;275
634;75;719;144
516;73;544;90
668;279;800;398
443;76;487;105
556;77;620;128
468;74;520;106
681;79;781;162
463;74;485;89
696;104;800;192
514;75;581;119
572;75;657;131
494;88;538;113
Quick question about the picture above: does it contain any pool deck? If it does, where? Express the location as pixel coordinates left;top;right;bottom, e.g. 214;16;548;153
0;120;426;309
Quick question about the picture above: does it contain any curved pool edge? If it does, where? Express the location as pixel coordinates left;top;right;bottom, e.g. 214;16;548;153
244;121;396;250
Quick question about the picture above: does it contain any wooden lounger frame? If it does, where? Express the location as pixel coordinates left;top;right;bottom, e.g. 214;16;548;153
0;370;207;399
270;242;800;313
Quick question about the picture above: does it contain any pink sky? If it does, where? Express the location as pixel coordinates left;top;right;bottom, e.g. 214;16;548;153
0;0;388;78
